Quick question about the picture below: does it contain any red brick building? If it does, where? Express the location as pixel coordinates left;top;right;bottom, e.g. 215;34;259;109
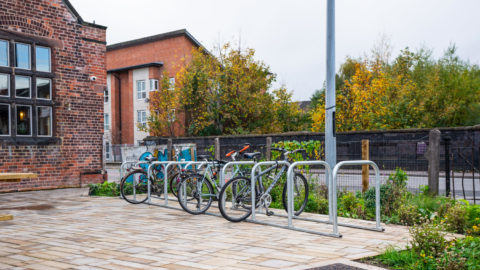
0;0;107;192
104;29;202;155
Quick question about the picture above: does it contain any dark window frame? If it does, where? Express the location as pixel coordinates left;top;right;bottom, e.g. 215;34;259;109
0;33;56;144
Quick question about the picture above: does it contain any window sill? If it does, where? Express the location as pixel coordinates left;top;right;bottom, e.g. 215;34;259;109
0;136;61;146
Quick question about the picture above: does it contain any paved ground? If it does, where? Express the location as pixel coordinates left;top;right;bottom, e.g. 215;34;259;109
0;188;411;270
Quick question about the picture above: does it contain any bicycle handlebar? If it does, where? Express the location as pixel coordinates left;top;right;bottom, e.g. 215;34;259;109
225;143;251;157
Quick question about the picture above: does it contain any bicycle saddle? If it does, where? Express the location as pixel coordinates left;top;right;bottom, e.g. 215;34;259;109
243;152;261;159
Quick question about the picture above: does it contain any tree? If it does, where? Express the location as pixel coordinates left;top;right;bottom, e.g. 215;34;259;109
144;71;180;137
175;43;304;136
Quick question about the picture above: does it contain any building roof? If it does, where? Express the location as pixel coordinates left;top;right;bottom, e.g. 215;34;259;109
297;100;312;111
107;29;203;51
63;0;107;29
107;62;164;73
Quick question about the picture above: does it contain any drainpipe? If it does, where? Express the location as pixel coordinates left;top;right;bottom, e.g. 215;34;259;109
112;73;122;144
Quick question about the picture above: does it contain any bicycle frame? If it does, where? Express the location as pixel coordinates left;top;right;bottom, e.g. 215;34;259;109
250;161;290;220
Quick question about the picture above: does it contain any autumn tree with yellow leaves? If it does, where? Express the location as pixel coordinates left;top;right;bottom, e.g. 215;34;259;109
311;45;480;132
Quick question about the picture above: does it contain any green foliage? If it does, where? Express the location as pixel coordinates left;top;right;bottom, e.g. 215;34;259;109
410;219;448;257
176;43;308;136
272;140;324;161
88;181;119;197
312;45;480;132
372;230;480;270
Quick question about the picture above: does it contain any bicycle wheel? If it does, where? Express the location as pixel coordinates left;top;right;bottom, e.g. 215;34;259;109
177;173;214;215
120;169;150;204
282;172;309;216
218;176;256;222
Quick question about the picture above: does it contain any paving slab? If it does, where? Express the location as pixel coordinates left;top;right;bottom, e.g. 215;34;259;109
0;188;410;269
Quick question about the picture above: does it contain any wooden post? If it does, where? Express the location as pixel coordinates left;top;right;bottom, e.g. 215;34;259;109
266;137;272;161
214;138;221;160
167;139;173;160
362;139;370;192
426;129;441;195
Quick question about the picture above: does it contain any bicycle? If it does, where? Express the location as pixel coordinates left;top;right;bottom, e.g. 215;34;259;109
176;143;252;215
119;148;188;204
218;148;309;222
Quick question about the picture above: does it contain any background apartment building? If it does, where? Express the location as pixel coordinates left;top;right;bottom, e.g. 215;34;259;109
104;29;202;161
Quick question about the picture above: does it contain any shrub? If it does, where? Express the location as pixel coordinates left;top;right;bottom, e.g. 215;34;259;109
364;168;408;218
305;193;329;214
409;218;447;257
444;203;467;234
398;204;423;226
88;181;119;197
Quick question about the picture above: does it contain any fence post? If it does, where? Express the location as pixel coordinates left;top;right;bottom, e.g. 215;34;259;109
266;137;272;160
426;129;441;195
362;139;370;192
214;137;221;160
444;136;451;197
167;139;173;161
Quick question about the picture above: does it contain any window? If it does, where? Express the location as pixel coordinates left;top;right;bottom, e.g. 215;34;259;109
37;106;52;136
0;104;9;136
0;38;54;140
0;74;8;97
149;79;158;91
15;43;30;69
105;142;110;160
137;110;147;130
169;77;175;91
168;109;176;122
104;113;110;130
0;40;8;67
104;88;109;103
36;46;51;72
36;78;51;100
15;76;31;98
136;80;146;99
16;105;31;136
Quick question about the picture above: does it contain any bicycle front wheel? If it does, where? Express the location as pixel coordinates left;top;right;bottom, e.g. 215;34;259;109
120;169;150;204
218;176;255;222
177;173;214;215
282;172;309;216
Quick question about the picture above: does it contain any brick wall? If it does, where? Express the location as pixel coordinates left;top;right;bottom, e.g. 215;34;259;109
0;0;107;192
107;34;198;142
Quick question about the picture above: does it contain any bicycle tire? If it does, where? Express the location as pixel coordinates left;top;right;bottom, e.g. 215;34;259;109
282;172;309;216
177;173;214;215
218;176;256;222
120;169;150;204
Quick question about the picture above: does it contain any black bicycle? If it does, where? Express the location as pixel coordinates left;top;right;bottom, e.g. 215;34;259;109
218;148;309;222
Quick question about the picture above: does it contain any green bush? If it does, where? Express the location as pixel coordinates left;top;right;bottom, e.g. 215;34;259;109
88;181;119;197
398;204;423;226
409;219;447;257
444;203;468;234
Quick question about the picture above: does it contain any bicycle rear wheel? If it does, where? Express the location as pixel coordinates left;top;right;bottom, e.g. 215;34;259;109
282;172;309;216
120;169;150;204
218;176;255;222
177;173;214;215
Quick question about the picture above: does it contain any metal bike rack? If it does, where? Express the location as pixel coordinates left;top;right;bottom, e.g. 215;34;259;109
286;161;341;238
332;160;384;232
184;161;209;171
120;160;149;178
220;161;255;188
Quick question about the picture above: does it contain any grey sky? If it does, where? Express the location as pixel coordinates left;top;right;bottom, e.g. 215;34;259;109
70;0;480;101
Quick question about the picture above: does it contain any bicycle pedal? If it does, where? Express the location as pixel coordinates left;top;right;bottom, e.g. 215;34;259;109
266;210;274;216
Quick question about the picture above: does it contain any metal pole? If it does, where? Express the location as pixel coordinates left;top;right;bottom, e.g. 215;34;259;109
326;0;336;221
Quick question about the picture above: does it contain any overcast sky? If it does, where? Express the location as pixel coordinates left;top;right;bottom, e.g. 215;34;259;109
70;0;480;101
